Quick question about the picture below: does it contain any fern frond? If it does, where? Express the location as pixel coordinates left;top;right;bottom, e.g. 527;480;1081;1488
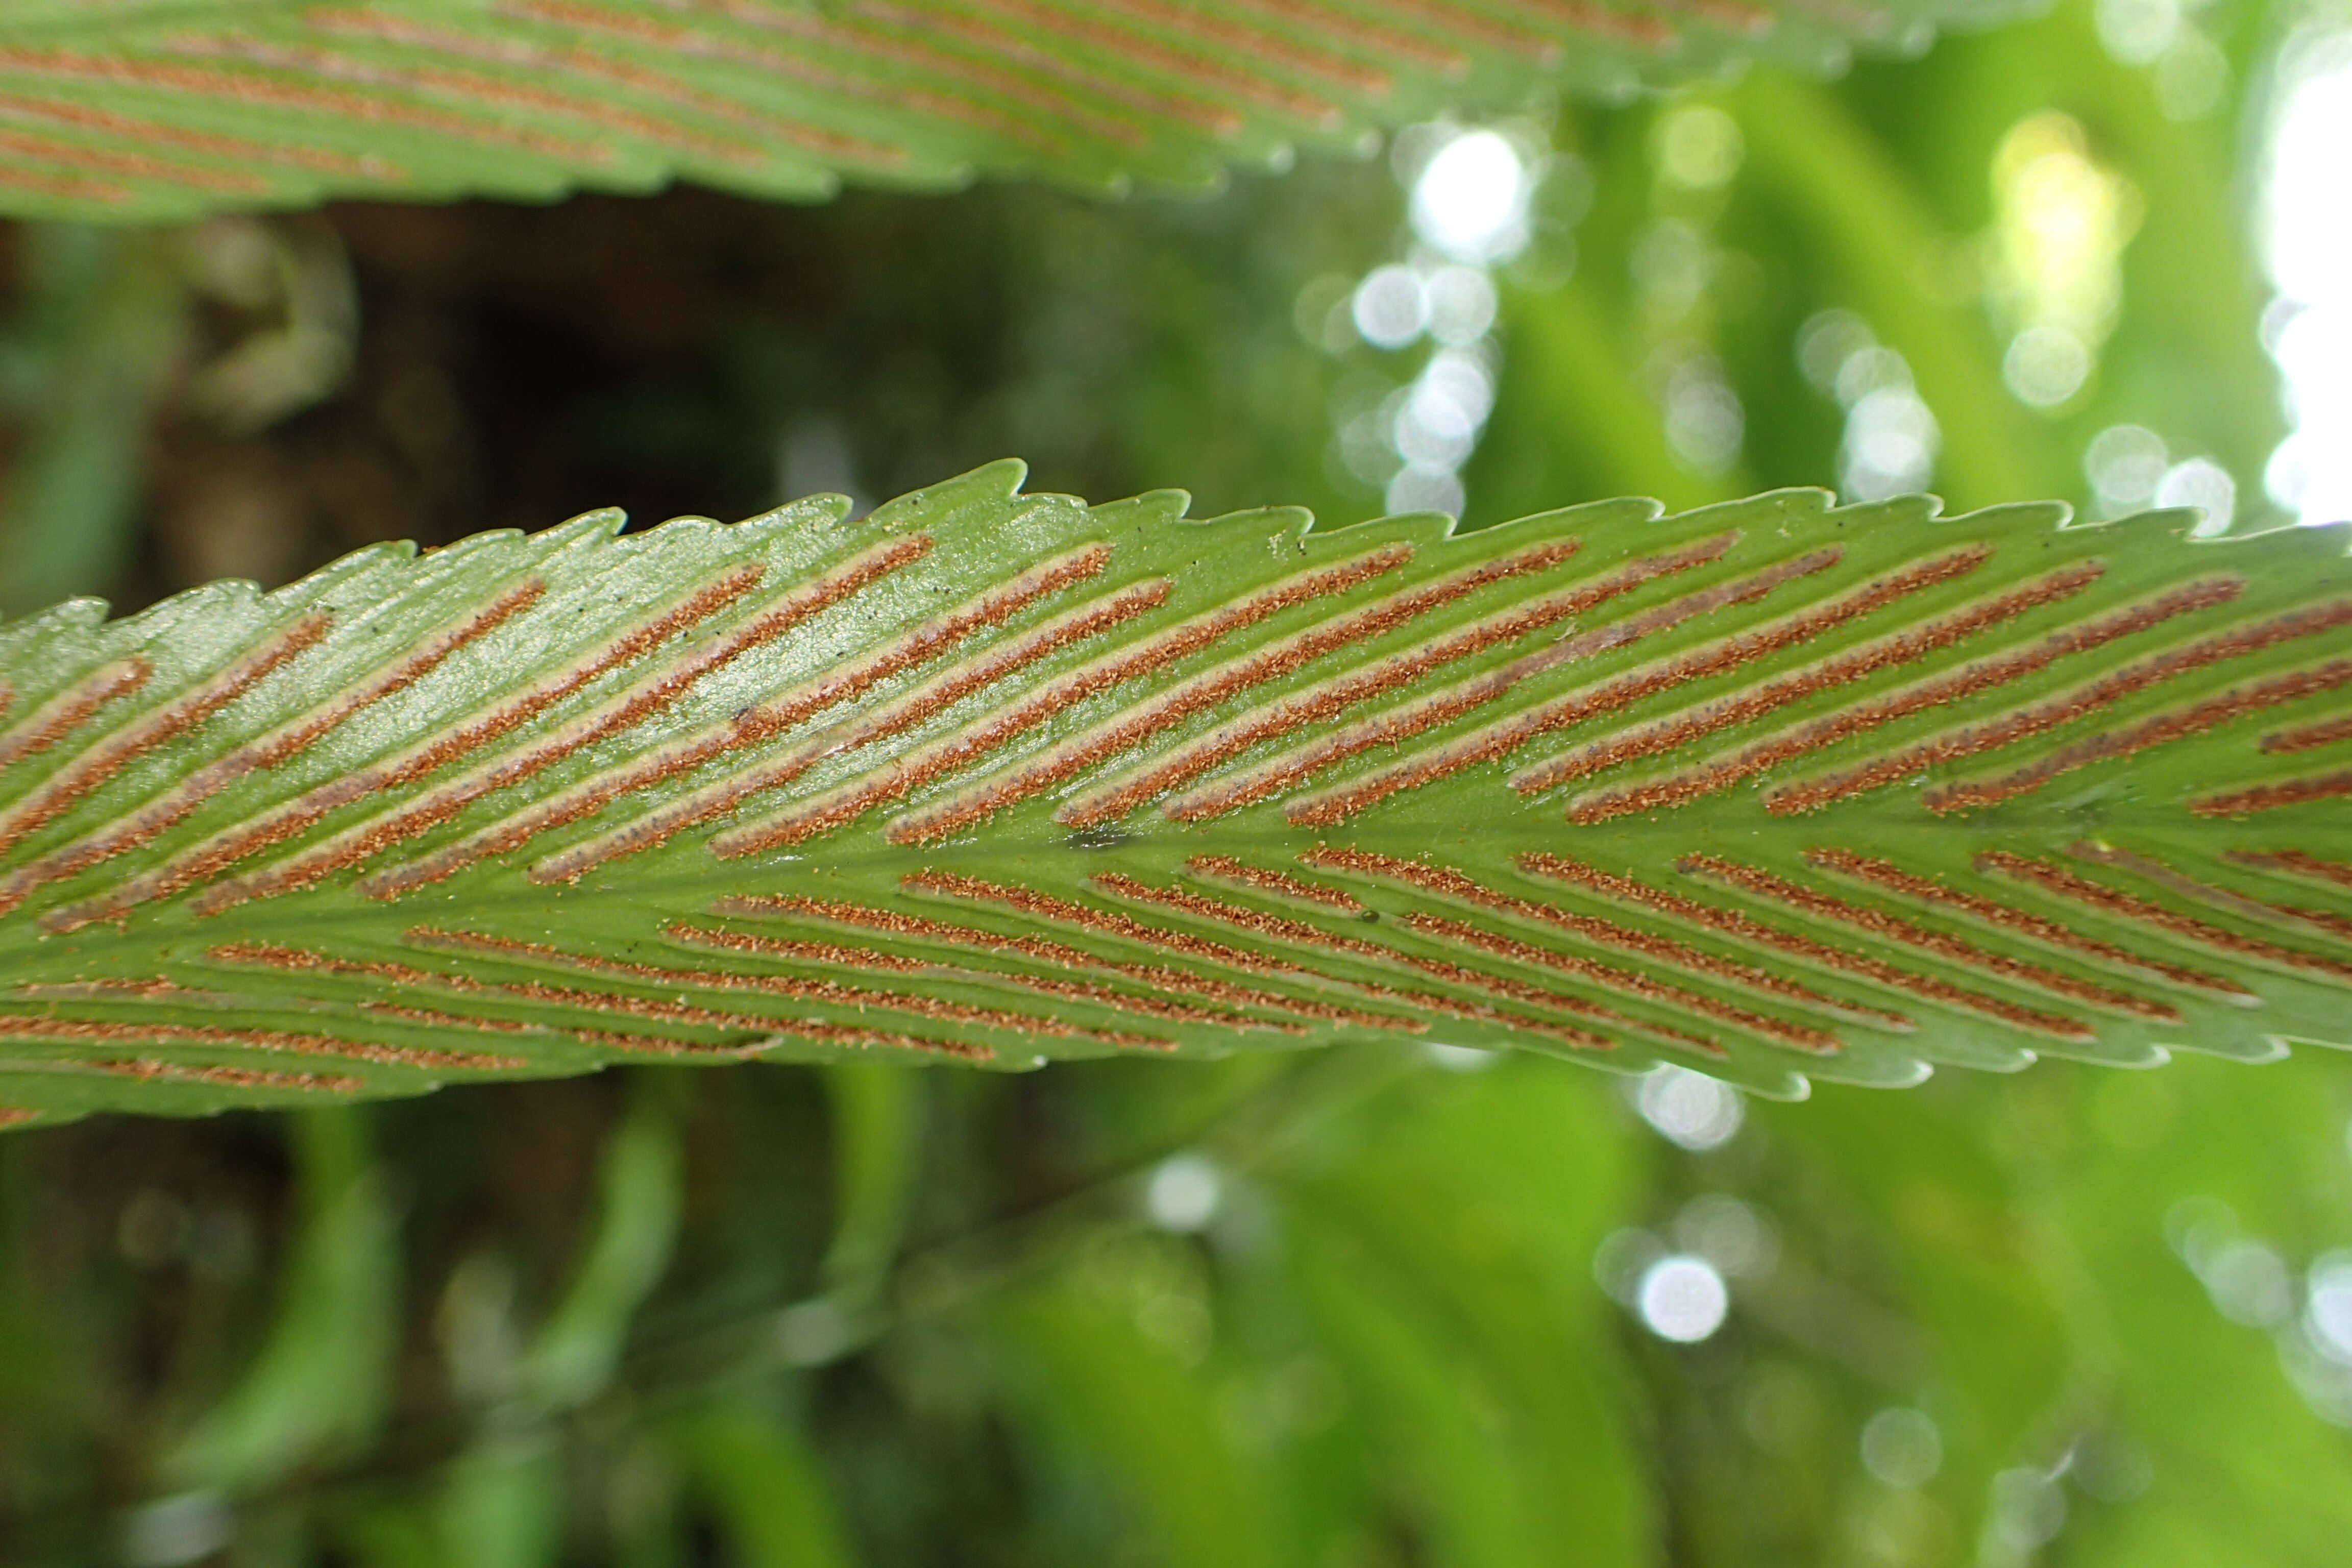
2;462;2346;1125
0;0;2038;220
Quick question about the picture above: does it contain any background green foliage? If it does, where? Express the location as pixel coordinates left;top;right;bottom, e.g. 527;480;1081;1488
2;0;2349;1561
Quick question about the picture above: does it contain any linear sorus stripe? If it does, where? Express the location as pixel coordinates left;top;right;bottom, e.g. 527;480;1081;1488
1932;657;2352;812
1272;541;1835;826
0;126;270;192
493;0;1066;154
1758;584;2340;818
402;925;1166;1047
1512;850;2092;1038
557;1028;772;1057
470;978;998;1061
1085;873;1625;1050
2226;849;2352;892
0;657;149;772
0;611;330;861
0;46;614;166
1978;851;2352;986
939;536;1584;834
175;30;786;173
1298;845;1905;1026
1513;551;2079;796
1655;0;1777;31
1066;558;1613;825
1507;0;1678;47
1478;543;2001;798
0;90;387;177
1496;0;1684;44
718;889;1415;1029
0;579;545;917
955;0;1351;126
204;551;888;909
665;922;1245;1034
1222;0;1473;71
95;1059;364;1094
207;940;484;992
725;546;1414;850
1802;849;2254;1000
1244;544;1986;823
906;868;1323;976
1479;546;2013;774
550;576;1166;875
698;0;1147;147
1676;853;2176;1021
1080;0;1395;93
1403;913;1841;1051
0;1015;523;1072
847;0;1245;136
1184;855;1365;913
0;165;131;205
1129;526;1759;822
361;541;1094;895
41;563;771;931
359;1003;555;1036
2263;710;2352;753
1569;575;2242;822
43;564;780;930
1350;0;1567;57
2063;842;2352;948
2193;768;2352;817
13;977;201;1001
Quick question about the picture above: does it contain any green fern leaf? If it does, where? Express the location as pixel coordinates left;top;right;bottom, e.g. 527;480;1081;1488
1;461;2346;1126
0;0;2035;220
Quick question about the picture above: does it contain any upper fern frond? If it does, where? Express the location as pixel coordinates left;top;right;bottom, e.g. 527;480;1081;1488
0;0;2037;220
2;464;2347;1125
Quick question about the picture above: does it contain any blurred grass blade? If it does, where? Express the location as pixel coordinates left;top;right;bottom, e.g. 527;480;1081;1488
162;1107;398;1491
817;1061;923;1317
1733;71;2061;510
0;225;186;618
516;1091;684;1411
997;1269;1277;1568
1283;1063;1651;1567
438;1435;565;1568
677;1407;862;1568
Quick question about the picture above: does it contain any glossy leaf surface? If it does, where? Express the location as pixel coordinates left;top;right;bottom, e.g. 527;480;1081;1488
3;461;2348;1122
0;0;2037;219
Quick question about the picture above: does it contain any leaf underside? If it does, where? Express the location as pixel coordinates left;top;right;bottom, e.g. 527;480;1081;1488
2;461;2349;1126
0;0;2030;222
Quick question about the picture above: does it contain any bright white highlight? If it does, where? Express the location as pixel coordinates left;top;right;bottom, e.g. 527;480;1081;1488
1352;263;1427;349
2265;35;2352;523
2153;455;2237;534
1635;1255;1729;1342
1860;1407;1944;1487
1424;265;1498;345
1635;1065;1745;1151
1673;1192;1777;1278
2003;324;2091;407
1797;311;1939;501
2086;423;2169;513
2203;1237;2293;1327
1411;129;1531;264
2310;1253;2352;1364
1145;1154;1222;1233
